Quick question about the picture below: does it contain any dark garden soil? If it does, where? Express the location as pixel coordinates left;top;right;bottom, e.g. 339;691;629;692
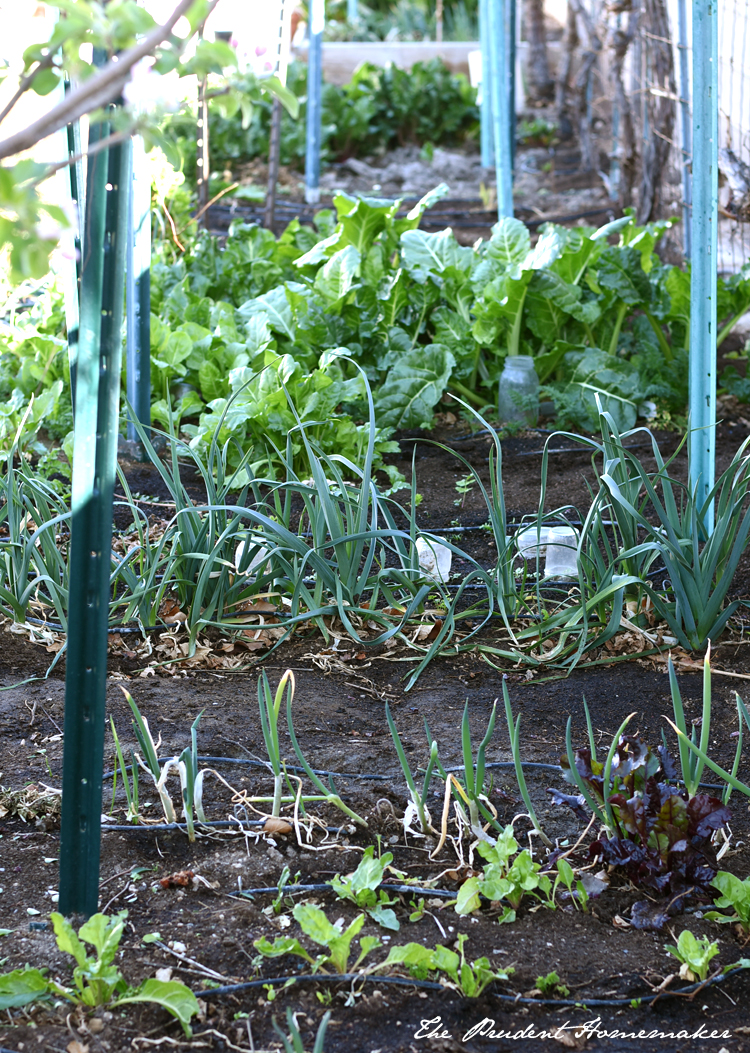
4;397;750;1051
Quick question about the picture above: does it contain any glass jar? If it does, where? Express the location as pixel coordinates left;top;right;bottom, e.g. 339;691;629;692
498;355;539;427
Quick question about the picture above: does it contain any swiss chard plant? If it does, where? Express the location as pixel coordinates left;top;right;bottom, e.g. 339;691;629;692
0;911;199;1036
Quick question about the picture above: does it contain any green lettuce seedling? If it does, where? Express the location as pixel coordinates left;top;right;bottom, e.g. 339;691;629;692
706;871;750;934
665;930;719;982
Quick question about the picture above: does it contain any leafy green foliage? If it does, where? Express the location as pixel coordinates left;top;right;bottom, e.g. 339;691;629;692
665;930;720;982
454;825;551;916
167;60;478;175
330;847;400;930
706;872;750;933
535;970;570;996
255;904;377;974
0;911;199;1035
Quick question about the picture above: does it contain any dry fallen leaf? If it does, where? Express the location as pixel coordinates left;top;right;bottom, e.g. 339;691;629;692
67;1042;89;1053
552;1026;588;1049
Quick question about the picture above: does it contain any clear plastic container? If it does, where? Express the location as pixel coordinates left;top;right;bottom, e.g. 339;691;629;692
544;526;579;578
416;537;452;583
498;355;539;427
516;526;550;560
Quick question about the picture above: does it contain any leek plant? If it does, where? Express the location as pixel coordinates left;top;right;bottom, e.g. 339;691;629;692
109;717;139;823
0;451;71;628
125;689;209;840
595;414;750;649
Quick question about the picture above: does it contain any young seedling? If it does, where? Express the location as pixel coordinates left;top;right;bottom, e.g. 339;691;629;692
331;846;399;931
665;930;720;982
553;857;589;912
535;970;570;996
454;826;552;917
273;1007;331;1053
254;904;380;974
706;872;750;935
386;703;438;835
0;911;199;1035
258;669;294;817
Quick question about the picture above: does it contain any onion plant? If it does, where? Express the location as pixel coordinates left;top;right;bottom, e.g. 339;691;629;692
285;681;368;827
501;681;552;847
664;654;750;803
258;669;294;817
385;703;439;834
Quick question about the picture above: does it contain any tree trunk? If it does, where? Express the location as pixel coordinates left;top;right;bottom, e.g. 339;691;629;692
568;0;602;171
556;2;578;140
609;4;639;209
637;0;676;221
524;0;554;101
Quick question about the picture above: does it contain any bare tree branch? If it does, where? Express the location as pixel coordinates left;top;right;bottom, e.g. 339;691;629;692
0;51;56;129
0;0;220;163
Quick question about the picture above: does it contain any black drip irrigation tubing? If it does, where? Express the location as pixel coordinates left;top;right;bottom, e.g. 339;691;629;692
101;820;350;834
228;883;455;900
195;964;749;1008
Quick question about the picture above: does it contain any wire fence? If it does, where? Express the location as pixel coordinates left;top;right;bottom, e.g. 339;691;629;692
552;0;750;273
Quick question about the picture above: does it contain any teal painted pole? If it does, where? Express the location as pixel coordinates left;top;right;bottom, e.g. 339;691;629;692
305;0;324;204
488;0;513;217
480;0;493;168
508;0;516;173
126;135;151;446
688;0;718;533
59;123;129;917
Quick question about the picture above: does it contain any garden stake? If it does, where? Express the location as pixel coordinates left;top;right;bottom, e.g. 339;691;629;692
59;103;129;916
688;0;718;530
125;134;151;452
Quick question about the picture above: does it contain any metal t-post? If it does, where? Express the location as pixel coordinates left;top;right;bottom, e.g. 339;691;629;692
59;127;130;918
305;0;324;205
126;135;151;448
488;0;513;217
689;0;718;533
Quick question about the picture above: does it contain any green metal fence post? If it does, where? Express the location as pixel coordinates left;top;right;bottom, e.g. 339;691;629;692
488;0;513;217
689;0;718;533
126;134;151;449
59;122;129;917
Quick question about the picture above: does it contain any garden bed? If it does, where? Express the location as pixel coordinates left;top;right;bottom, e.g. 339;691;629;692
3;421;750;1052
